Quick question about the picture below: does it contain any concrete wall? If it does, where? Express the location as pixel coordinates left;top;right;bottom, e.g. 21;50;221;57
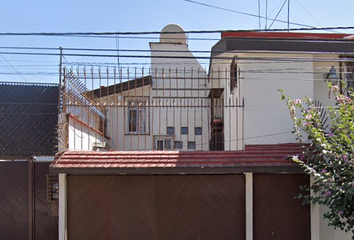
105;79;210;151
209;52;341;149
99;41;210;151
313;54;338;112
67;115;108;151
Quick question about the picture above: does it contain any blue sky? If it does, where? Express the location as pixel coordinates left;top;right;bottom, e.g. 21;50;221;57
0;0;353;83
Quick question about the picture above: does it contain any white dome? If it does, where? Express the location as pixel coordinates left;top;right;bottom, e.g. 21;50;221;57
160;24;187;44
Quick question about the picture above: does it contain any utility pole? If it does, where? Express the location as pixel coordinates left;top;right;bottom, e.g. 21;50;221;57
258;0;261;29
265;0;268;30
287;0;290;32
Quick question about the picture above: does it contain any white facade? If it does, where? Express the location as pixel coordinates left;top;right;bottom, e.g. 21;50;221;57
209;36;352;239
209;52;344;149
100;25;210;151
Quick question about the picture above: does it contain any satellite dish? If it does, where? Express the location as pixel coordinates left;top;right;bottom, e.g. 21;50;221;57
160;24;187;44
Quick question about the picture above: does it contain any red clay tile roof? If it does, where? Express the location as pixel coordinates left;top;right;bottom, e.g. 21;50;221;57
51;143;307;174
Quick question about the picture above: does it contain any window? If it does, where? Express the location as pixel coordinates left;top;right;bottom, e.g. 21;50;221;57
188;141;196;150
195;127;202;135
174;141;183;149
126;97;148;134
154;136;173;150
47;174;58;202
230;57;238;92
181;127;188;135
167;127;175;135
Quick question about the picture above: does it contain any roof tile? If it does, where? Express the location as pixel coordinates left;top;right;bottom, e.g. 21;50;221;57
52;143;307;172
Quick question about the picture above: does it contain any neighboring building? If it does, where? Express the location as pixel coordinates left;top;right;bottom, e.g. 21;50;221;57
208;31;354;240
53;26;354;240
0;82;58;158
0;82;59;240
209;31;354;150
62;24;209;152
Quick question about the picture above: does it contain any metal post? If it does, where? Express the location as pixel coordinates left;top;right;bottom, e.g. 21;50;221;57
244;172;253;240
287;0;290;32
59;174;67;240
58;47;63;114
28;157;35;240
265;0;268;29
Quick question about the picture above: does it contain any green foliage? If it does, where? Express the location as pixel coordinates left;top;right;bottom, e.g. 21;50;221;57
279;86;354;238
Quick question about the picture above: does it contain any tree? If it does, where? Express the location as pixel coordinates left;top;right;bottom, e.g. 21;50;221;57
280;85;354;238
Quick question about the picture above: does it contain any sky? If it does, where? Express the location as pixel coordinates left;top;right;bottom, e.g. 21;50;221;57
0;0;353;84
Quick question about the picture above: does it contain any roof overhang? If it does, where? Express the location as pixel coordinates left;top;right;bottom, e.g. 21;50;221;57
88;75;152;98
51;144;307;175
211;36;354;60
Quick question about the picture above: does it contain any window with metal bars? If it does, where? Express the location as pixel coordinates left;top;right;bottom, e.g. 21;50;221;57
126;97;149;134
47;174;59;202
154;136;173;150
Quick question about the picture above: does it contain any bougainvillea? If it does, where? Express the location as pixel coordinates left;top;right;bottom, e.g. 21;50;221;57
280;85;354;238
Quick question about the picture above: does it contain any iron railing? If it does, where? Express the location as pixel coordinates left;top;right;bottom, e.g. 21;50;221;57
60;66;245;151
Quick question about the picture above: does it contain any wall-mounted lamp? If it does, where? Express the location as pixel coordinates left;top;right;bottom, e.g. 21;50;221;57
325;66;339;85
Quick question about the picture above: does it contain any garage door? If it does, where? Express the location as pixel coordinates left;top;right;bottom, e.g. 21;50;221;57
253;173;310;240
67;175;245;240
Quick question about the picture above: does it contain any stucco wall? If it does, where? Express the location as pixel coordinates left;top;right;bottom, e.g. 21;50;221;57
104;40;211;151
210;52;342;148
68;116;108;151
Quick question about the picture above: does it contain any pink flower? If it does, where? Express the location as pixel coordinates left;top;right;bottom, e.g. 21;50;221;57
305;114;312;120
323;191;331;197
294;99;302;105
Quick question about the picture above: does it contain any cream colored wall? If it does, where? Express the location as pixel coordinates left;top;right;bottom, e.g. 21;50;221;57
67;117;108;151
104;86;152;151
242;53;315;145
210;52;343;148
105;83;210;151
148;42;209;151
209;56;243;150
210;52;325;148
313;54;339;109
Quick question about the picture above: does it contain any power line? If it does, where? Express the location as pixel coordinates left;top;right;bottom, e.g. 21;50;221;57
0;55;29;82
268;0;288;29
293;0;332;32
179;0;313;28
0;26;354;37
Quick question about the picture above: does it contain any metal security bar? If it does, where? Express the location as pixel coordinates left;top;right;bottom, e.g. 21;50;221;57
60;66;245;151
47;174;59;202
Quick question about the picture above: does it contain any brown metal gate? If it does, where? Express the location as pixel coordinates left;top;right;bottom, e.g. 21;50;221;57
0;160;58;240
67;174;245;240
0;161;29;240
34;162;59;240
253;173;310;240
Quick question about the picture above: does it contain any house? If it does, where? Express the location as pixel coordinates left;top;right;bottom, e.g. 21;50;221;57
208;31;354;240
209;31;354;151
52;25;354;240
61;24;209;152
